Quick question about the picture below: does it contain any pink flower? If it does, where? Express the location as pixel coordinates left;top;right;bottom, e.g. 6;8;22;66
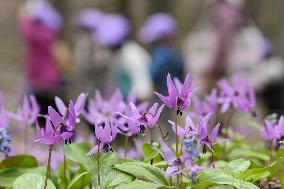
218;75;255;113
155;73;192;115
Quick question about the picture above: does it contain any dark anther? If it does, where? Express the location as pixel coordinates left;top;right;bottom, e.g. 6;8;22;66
99;122;105;128
140;125;146;133
104;143;113;152
202;144;207;154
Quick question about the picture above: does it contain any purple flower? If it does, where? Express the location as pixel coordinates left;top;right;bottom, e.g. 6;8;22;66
217;75;255;113
153;139;190;177
0;94;9;129
12;95;40;125
168;115;198;140
155;73;192;115
83;90;125;125
197;114;220;153
87;121;118;155
35;102;76;145
261;116;284;142
118;102;164;133
55;93;87;117
191;89;218;119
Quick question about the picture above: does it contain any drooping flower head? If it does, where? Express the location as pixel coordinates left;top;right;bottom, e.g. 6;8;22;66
155;73;193;115
55;93;87;118
87;120;118;155
260;116;284;143
35;102;77;145
197;114;220;153
217;75;255;113
153;139;190;177
0;94;9;130
12;95;40;126
191;89;218;119
118;102;164;133
168;115;198;140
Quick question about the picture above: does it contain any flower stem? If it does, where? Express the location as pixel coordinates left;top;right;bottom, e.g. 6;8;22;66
63;154;67;179
97;141;101;186
24;124;28;153
44;145;53;189
124;136;129;158
211;150;215;168
157;123;165;140
174;109;180;189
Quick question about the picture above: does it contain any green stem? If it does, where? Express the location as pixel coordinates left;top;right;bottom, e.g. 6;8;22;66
44;145;53;189
157;123;165;140
63;154;67;179
174;109;181;189
97;142;101;186
24;124;28;153
124;136;129;158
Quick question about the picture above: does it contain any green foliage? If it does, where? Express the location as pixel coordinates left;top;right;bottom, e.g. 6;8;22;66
115;162;168;185
0;155;38;169
67;171;91;189
13;173;56;189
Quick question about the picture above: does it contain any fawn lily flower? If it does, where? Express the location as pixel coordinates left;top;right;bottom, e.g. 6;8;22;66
155;73;192;115
168;115;198;140
153;139;190;177
117;102;164;133
261;120;279;141
0;95;9;130
191;89;218;119
218;75;255;113
55;93;87;117
87;121;118;155
198;117;220;153
35;102;76;145
261;116;284;142
12;95;40;125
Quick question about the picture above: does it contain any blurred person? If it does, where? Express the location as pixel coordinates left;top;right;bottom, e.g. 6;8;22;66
94;14;153;100
183;0;268;90
139;13;184;95
18;0;70;125
73;9;112;95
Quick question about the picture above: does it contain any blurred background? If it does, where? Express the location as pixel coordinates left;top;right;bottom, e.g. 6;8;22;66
1;0;284;114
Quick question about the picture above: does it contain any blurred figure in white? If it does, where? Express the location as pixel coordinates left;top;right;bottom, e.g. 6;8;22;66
94;14;153;100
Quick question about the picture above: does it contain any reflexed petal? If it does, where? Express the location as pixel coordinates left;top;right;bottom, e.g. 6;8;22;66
130;102;141;119
159;139;176;163
55;96;67;116
168;120;186;139
210;123;220;141
48;106;64;128
75;93;87;115
181;74;192;99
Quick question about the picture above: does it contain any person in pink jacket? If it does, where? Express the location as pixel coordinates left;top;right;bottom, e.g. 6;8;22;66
18;1;64;125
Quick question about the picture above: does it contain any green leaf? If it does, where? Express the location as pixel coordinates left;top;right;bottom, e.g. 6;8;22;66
0;155;38;169
198;170;260;189
228;148;269;162
242;168;270;182
115;162;168;185
106;169;134;188
143;143;160;162
92;153;132;188
13;173;56;189
225;159;251;174
67;171;91;189
114;180;163;189
64;142;96;172
0;166;45;187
